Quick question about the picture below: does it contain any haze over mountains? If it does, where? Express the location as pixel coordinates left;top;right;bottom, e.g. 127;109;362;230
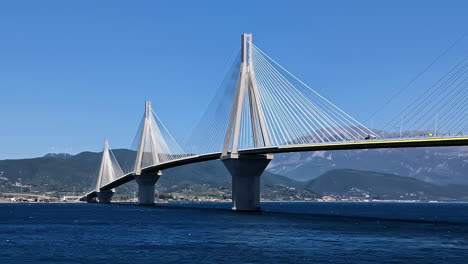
268;147;468;184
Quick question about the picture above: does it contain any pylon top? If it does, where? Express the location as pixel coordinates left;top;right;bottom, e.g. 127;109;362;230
241;33;253;65
145;101;152;118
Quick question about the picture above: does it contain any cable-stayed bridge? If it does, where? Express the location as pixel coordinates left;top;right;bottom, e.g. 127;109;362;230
81;34;468;211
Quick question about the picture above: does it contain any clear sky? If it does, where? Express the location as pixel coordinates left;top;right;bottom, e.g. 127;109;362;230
1;0;467;159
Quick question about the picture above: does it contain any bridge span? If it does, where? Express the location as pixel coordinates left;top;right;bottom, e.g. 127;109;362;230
81;136;468;206
80;33;468;211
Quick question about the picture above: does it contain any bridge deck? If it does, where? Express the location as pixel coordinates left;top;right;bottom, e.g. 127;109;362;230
80;136;468;200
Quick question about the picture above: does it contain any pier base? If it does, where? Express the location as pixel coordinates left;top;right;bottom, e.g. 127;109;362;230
97;190;114;204
134;172;161;206
86;194;97;203
222;154;273;211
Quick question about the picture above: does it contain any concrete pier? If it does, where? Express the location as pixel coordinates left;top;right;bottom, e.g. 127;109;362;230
96;190;114;204
222;154;273;211
86;194;97;203
134;172;161;205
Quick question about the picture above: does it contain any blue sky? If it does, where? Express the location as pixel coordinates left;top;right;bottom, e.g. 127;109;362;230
0;0;467;159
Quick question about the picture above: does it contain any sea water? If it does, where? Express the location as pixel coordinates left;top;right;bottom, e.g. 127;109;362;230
0;202;467;264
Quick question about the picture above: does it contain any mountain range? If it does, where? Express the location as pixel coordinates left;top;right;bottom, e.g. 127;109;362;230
1;147;467;201
268;146;468;184
306;169;468;201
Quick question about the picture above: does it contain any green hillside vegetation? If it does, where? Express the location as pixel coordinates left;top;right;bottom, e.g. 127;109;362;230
0;150;313;200
0;150;136;192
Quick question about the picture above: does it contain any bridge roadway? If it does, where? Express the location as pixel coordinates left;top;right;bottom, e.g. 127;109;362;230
80;136;468;201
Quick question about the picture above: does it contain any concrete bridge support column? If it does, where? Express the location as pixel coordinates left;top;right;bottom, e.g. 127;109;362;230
222;154;273;211
86;194;97;203
97;190;114;204
134;172;161;206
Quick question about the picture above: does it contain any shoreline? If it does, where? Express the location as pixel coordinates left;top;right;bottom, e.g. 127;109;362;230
1;198;467;204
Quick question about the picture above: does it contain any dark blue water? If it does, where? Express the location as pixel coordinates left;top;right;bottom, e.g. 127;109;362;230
1;202;467;264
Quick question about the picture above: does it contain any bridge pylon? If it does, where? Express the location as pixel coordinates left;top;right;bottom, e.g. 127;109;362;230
222;33;271;156
133;101;163;205
134;101;162;173
94;139;124;204
221;34;273;211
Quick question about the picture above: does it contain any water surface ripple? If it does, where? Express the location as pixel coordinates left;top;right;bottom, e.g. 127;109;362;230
0;202;467;264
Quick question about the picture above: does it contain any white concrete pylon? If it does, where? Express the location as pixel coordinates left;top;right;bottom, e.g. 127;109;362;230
133;100;187;173
222;33;271;156
133;101;169;174
134;101;152;174
95;139;123;191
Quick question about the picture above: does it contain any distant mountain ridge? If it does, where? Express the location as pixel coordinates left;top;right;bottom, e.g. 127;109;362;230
0;150;137;192
268;147;468;184
305;169;468;201
1;148;468;201
0;150;302;194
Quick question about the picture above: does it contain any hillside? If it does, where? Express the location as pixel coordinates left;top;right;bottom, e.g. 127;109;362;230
305;169;468;201
0;150;136;192
0;150;311;200
268;147;468;184
2;149;468;201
